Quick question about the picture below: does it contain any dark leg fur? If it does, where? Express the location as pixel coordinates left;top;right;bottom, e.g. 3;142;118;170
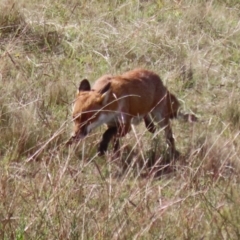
98;127;118;156
144;116;156;133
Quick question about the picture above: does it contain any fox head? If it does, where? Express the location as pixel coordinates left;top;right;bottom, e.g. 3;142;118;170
69;79;112;144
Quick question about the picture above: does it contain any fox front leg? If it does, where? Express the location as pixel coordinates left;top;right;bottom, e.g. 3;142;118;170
98;127;118;156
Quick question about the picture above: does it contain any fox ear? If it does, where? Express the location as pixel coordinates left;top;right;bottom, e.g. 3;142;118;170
98;82;111;95
99;82;111;105
79;79;91;92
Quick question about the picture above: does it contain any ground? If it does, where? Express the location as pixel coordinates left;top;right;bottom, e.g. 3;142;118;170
0;0;240;239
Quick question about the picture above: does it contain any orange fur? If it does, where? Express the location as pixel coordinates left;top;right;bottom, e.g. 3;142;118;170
68;69;197;157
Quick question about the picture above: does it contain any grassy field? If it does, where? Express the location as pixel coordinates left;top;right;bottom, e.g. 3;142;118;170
1;0;240;239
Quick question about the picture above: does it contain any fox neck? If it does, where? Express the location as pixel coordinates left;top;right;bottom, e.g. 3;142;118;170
86;99;123;132
86;112;117;133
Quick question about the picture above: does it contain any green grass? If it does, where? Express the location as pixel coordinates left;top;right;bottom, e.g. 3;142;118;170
0;0;240;239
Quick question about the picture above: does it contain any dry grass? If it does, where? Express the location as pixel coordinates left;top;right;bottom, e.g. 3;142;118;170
1;0;240;239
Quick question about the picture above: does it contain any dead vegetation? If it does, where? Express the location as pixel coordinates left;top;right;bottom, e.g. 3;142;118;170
0;0;240;239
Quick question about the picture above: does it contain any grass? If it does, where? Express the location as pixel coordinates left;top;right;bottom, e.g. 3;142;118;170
0;0;240;239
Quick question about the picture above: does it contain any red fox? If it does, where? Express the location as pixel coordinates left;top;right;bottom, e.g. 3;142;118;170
68;69;197;156
92;74;157;134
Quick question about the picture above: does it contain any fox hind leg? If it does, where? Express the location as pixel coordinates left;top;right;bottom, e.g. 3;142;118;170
144;115;156;133
152;111;178;159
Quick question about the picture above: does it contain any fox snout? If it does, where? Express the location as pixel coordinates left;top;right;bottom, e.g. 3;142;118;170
66;127;88;146
66;134;83;146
